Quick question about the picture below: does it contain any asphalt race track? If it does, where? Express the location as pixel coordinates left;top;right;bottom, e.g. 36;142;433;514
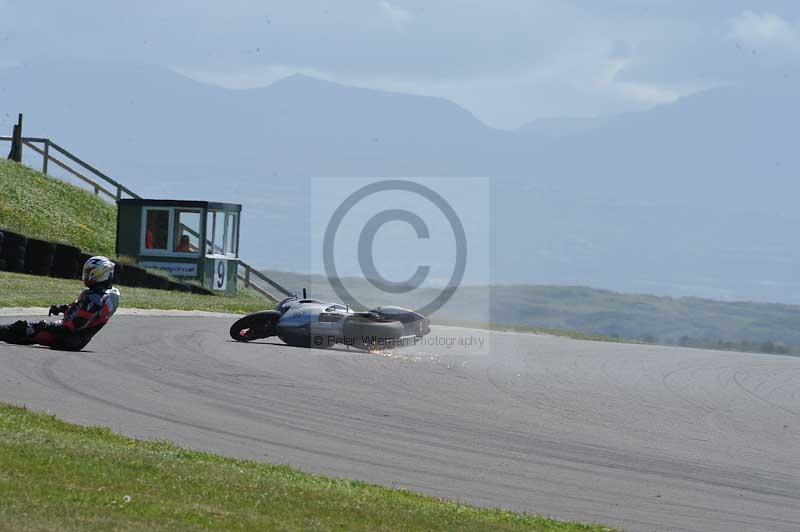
1;315;798;531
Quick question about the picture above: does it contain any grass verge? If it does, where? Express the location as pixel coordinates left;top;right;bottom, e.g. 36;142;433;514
0;271;269;314
0;404;612;532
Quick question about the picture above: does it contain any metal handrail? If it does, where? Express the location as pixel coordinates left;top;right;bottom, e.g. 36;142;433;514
48;140;139;199
1;136;140;201
237;275;279;301
4;133;287;302
237;261;292;298
21;141;116;198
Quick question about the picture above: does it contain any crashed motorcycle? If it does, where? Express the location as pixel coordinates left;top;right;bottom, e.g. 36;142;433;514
230;295;431;350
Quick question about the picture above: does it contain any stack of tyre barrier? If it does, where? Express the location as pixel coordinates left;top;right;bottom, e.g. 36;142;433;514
1;229;212;294
26;238;57;276
0;230;27;273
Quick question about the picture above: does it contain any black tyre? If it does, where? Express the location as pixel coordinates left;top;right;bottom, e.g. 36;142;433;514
342;317;406;350
0;258;6;271
144;273;170;290
26;238;56;276
52;244;81;279
1;231;27;250
2;248;26;272
3;244;26;261
120;265;146;287
5;258;25;273
169;281;192;292
1;233;27;262
167;280;190;292
29;262;52;276
0;230;4;247
230;311;281;342
111;263;124;283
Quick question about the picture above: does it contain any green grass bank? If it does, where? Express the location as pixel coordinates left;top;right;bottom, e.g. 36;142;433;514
0;404;612;532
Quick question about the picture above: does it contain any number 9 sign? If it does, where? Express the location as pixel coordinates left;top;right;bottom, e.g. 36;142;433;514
213;259;228;291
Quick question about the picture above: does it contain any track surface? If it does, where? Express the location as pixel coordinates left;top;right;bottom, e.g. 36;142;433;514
1;316;798;531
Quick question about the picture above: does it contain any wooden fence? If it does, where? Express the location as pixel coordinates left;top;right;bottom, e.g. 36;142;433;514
1;135;139;202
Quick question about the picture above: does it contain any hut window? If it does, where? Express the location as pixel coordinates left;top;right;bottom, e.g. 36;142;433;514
144;209;169;250
173;210;201;253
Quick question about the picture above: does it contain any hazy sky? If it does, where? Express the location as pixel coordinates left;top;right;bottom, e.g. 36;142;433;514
1;1;799;128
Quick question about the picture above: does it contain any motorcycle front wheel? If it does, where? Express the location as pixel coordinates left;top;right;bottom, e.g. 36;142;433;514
229;311;281;342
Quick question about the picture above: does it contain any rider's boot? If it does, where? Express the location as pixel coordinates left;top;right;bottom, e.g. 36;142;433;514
0;320;32;344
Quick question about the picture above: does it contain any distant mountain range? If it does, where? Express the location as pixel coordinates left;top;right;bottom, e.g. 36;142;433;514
1;61;798;303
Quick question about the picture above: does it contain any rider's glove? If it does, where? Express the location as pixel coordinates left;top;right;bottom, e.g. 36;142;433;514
48;304;67;316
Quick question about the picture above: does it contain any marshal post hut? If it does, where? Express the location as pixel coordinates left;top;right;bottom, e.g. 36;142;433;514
116;199;241;295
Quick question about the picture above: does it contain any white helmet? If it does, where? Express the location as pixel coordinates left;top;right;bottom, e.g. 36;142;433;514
82;256;115;286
